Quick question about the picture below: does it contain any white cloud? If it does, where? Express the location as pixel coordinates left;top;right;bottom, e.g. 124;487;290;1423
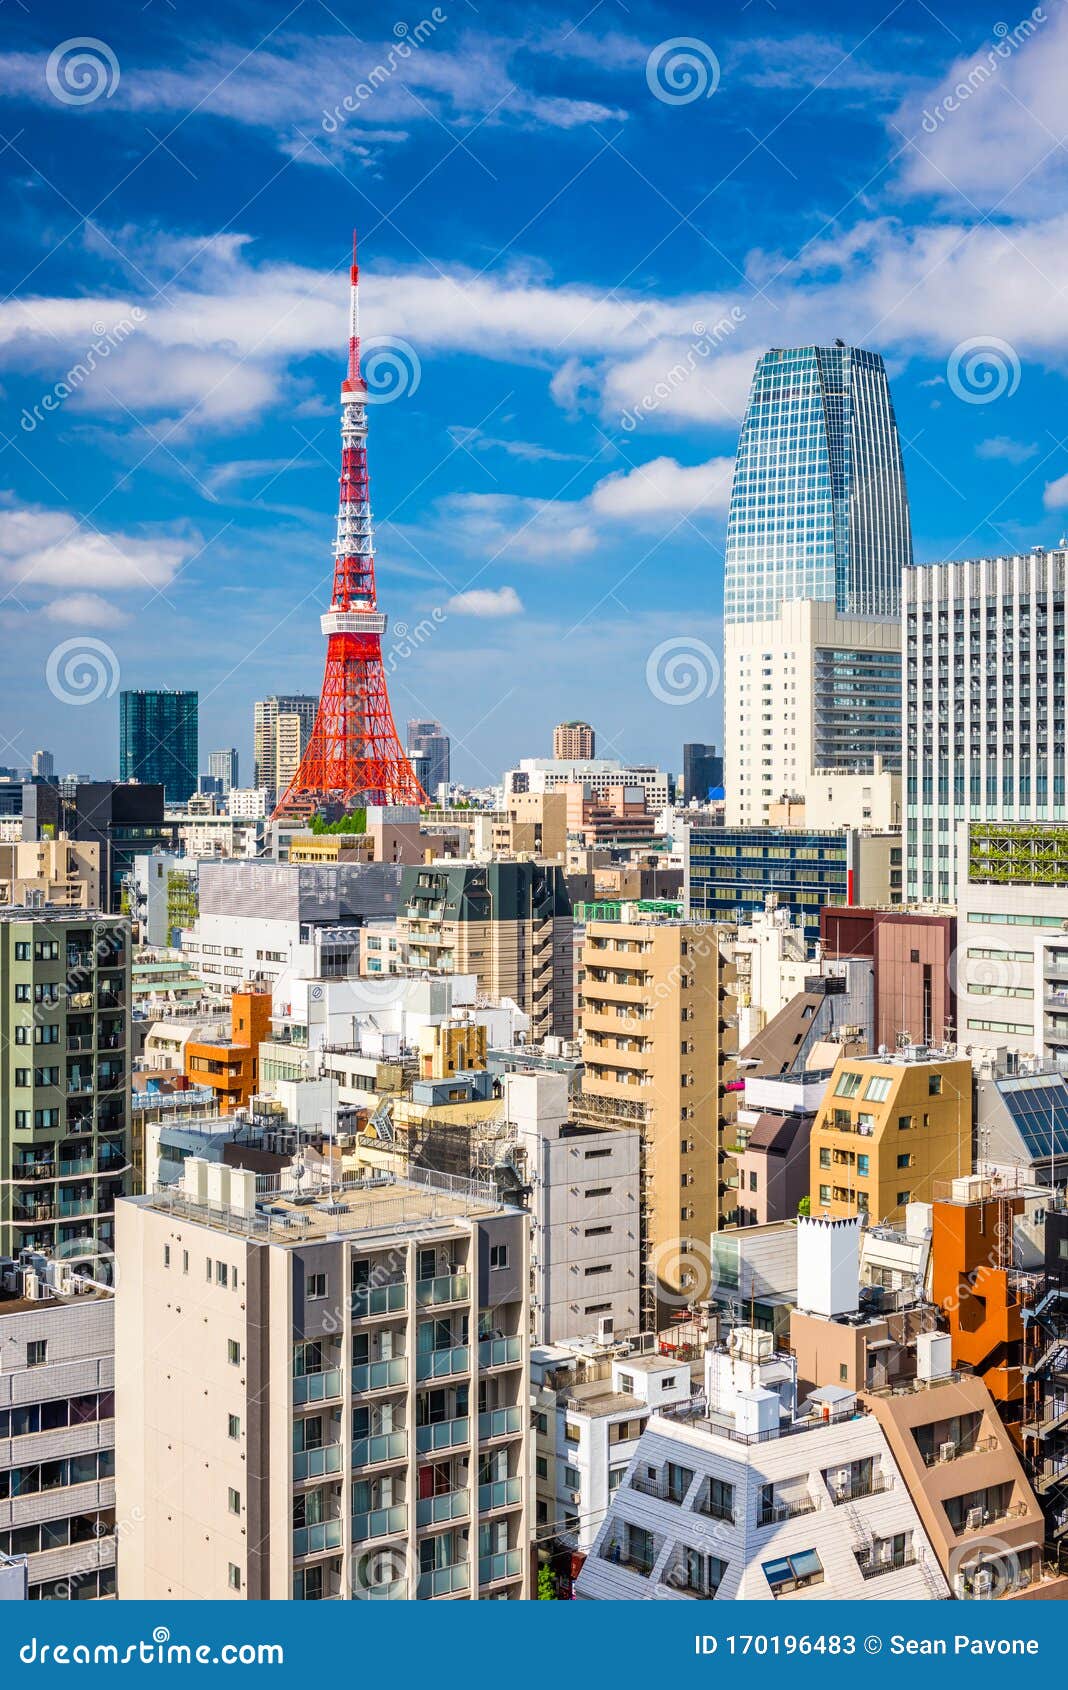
0;497;194;593
590;455;736;518
977;436;1039;464
1044;473;1068;510
43;592;128;627
448;586;524;617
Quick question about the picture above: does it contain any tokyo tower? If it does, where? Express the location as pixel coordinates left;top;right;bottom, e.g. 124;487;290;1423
272;236;428;821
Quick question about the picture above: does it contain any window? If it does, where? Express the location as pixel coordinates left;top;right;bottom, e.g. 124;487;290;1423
898;1114;913;1131
307;1273;327;1300
489;1243;508;1271
818;1147;831;1169
897;1191;911;1207
819;1185;831;1205
14;942;30;960
563;1465;580;1490
227;1414;241;1440
535;1456;548;1481
14;1070;28;1087
834;1071;862;1097
228;1564;241;1591
227;1340;241;1367
897;1153;912;1170
864;1075;892;1102
857;1154;870;1178
228;1488;241;1515
584;1224;612;1237
584;1264;611;1276
163;1246;171;1268
583;1148;611;1160
26;1341;46;1368
585;1186;611;1198
762;1547;824;1596
564;1421;581;1444
216;1262;228;1288
928;1073;943;1096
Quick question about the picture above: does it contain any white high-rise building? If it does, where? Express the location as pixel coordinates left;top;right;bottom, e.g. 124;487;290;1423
904;550;1068;904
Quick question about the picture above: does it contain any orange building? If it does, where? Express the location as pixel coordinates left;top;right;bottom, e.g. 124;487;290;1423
930;1175;1033;1420
183;988;272;1115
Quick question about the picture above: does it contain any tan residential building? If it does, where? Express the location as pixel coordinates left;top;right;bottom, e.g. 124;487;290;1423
577;917;738;1328
553;722;595;760
115;1159;530;1600
253;695;317;794
809;1049;972;1226
489;791;567;862
0;835;101;909
398;862;574;1041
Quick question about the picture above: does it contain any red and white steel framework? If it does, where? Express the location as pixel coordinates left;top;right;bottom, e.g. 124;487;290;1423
272;236;428;821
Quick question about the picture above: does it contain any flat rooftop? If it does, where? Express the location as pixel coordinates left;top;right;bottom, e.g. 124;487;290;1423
140;1166;515;1247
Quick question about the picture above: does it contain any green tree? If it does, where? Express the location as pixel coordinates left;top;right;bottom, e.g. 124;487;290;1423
797;1195;811;1217
537;1566;556;1600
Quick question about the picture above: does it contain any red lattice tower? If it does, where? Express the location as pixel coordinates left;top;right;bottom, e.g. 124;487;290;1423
272;236;427;821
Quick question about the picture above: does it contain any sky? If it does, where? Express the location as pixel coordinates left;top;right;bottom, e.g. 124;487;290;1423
2;0;1068;789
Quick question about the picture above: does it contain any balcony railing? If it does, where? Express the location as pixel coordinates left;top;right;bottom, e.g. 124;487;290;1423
479;1549;522;1585
629;1473;693;1506
415;1417;470;1454
478;1336;522;1369
351;1503;406;1543
828;1475;891;1505
416;1273;469;1307
352;1578;407;1600
292;1446;342;1482
351;1282;406;1319
416;1345;470;1382
695;1494;734;1524
758;1496;817;1527
921;1436;997;1467
416;1488;470;1526
478;1477;521;1512
352;1431;407;1468
478;1407;522;1440
292;1520;343;1557
416;1563;470;1599
857;1552;917;1581
352;1358;407;1394
293;1369;343;1406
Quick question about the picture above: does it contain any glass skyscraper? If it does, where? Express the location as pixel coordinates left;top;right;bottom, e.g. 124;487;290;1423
724;344;912;625
119;690;198;805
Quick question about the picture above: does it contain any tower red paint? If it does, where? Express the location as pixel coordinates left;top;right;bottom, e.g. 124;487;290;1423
272;235;427;821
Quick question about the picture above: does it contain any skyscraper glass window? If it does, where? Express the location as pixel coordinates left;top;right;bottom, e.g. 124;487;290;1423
119;691;199;805
724;345;912;625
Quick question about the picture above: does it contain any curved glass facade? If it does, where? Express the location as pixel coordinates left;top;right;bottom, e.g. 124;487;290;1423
724;345;912;625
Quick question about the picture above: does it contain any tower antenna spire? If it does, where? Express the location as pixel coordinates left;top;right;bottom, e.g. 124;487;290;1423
272;229;427;823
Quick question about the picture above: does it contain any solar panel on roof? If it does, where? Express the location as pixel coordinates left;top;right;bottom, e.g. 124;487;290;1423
998;1076;1068;1159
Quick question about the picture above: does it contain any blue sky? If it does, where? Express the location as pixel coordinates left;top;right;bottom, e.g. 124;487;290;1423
2;0;1067;787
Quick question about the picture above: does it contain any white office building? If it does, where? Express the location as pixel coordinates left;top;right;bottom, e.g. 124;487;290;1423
505;759;670;811
905;549;1068;904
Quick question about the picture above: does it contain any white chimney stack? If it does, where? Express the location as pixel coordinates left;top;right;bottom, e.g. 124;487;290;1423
796;1215;862;1319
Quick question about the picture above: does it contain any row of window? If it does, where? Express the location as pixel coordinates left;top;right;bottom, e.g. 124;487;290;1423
0;1391;113;1437
0;1449;113;1498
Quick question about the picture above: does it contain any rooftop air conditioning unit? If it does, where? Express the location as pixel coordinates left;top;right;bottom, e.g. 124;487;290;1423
966;1506;984;1531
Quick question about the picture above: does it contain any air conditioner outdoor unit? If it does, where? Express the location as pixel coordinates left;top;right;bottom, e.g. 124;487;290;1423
939;1441;956;1463
966;1506;984;1531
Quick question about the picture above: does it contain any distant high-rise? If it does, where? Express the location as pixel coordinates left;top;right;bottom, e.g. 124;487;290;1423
252;696;317;795
31;749;54;781
119;690;198;805
406;718;450;798
723;346;911;827
553;720;595;760
208;748;239;794
724;345;912;626
682;743;723;802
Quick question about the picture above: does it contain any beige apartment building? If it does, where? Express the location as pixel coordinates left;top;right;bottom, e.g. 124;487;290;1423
553;722;595;760
398;862;574;1041
577;917;737;1328
115;1160;530;1600
489;792;567;862
0;836;101;909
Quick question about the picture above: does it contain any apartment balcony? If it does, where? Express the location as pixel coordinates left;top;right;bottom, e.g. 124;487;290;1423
26;1535;115;1584
856;1551;918;1581
415;1273;469;1308
478;1336;522;1371
416;1563;470;1599
694;1494;734;1525
351;1281;407;1319
415;1417;470;1455
66;1035;95;1053
66;1080;94;1097
292;1446;342;1483
14;1162;56;1182
478;1406;522;1441
1;1478;114;1533
416;1488;470;1527
352;1358;407;1394
292;1520;343;1558
416;1345;470;1382
352;1577;408;1600
479;1549;522;1587
352;1503;407;1543
758;1496;817;1527
921;1436;998;1467
952;1500;1028;1534
828;1475;892;1505
58;1157;94;1178
478;1477;522;1513
293;1369;343;1406
352;1431;408;1469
